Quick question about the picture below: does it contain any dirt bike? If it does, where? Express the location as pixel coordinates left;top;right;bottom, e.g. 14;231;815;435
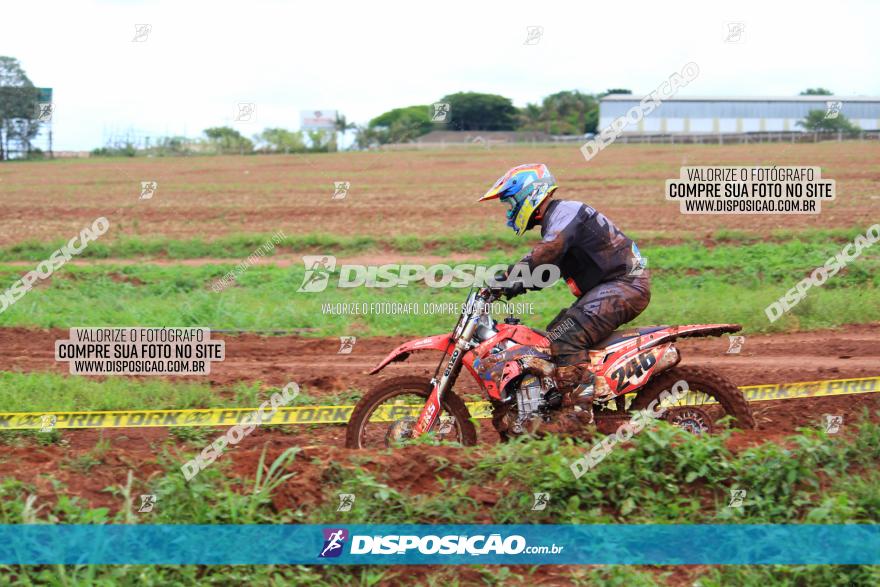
345;287;755;448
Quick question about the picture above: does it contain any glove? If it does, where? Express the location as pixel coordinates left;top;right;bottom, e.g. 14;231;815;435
502;281;526;300
494;263;528;299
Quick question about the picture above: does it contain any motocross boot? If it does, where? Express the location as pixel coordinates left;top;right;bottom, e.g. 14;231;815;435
556;364;595;425
573;371;595;425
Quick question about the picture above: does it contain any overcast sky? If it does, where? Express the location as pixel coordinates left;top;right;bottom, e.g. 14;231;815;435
6;0;879;150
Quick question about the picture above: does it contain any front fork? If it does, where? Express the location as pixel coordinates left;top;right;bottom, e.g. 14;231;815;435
412;322;477;437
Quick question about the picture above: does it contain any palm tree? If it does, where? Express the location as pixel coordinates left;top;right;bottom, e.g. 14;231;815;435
334;113;357;151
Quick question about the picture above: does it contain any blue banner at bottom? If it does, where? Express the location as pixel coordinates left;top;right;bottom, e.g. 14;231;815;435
0;524;877;565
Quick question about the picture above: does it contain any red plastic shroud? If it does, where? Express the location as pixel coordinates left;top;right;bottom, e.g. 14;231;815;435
370;323;740;401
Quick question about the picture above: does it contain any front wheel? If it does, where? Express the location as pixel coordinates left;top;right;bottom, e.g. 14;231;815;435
628;365;755;433
345;376;478;449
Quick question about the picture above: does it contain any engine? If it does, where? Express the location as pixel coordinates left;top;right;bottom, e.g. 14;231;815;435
509;374;563;435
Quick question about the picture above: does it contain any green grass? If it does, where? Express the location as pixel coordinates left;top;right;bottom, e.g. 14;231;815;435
0;226;872;262
8;413;877;526
309;417;880;526
0;236;877;335
1;415;879;584
0;372;359;413
0;231;522;262
697;565;880;586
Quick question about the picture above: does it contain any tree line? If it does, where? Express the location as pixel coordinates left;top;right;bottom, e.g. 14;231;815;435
0;54;865;160
83;87;869;157
0;56;45;160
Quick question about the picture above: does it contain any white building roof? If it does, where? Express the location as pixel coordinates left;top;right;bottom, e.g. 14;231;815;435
601;95;879;102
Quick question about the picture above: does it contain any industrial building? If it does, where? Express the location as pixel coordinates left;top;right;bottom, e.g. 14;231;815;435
599;95;880;134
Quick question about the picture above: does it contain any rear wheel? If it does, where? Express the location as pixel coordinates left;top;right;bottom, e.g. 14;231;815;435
628;365;755;433
345;376;477;449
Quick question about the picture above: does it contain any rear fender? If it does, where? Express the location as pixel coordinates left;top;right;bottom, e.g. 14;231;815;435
599;343;673;398
639;324;742;349
594;323;740;399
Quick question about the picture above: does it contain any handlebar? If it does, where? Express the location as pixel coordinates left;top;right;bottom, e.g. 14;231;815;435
478;286;504;304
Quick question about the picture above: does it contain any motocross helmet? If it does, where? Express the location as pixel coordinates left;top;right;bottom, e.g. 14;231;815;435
479;163;558;236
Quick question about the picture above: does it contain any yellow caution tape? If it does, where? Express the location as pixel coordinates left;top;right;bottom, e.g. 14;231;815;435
3;375;879;430
704;375;880;404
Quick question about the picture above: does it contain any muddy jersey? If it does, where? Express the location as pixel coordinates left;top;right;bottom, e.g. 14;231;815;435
524;199;642;296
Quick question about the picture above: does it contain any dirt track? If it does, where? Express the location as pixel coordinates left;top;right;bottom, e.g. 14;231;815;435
4;323;878;393
3;393;880;521
1;324;878;518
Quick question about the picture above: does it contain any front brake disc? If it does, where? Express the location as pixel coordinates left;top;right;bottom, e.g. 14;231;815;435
665;406;714;435
384;417;416;445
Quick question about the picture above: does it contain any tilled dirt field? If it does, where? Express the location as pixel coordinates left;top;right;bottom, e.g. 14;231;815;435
2;142;878;246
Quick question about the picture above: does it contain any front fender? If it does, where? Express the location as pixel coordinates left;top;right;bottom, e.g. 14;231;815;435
369;334;454;375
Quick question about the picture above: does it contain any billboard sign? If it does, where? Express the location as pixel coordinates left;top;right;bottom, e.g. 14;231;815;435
300;110;337;131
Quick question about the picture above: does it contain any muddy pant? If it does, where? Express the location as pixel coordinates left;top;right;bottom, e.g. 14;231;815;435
546;275;651;366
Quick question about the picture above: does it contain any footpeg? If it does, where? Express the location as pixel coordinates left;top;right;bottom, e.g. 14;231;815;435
574;383;594;400
572;382;595;425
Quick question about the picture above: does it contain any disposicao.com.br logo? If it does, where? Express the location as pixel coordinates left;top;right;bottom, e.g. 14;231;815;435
297;255;560;292
317;529;563;558
319;528;349;558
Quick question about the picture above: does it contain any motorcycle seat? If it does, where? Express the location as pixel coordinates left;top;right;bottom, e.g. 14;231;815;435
591;325;669;350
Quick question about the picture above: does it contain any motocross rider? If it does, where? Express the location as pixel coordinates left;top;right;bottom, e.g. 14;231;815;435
479;163;651;386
